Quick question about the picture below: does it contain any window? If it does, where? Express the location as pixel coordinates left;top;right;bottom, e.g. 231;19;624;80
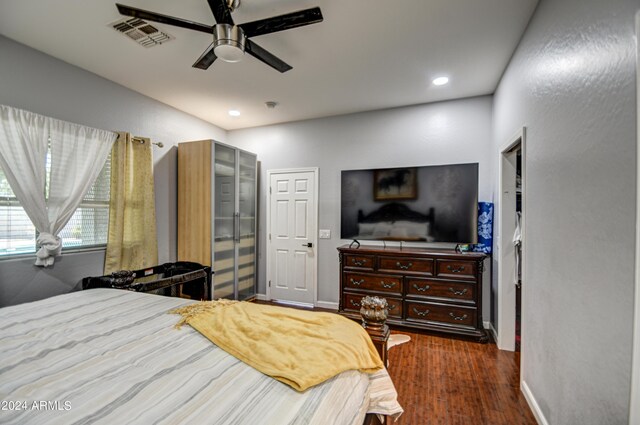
0;152;111;257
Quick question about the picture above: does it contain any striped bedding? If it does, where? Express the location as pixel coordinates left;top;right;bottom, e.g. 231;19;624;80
0;289;402;424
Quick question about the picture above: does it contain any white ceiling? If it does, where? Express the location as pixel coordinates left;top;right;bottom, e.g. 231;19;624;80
0;0;538;130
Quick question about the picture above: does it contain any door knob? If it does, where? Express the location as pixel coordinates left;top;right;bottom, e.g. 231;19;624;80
302;242;313;248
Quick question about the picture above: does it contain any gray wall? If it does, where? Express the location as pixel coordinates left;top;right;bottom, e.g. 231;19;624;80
492;0;638;423
227;96;494;305
0;36;227;307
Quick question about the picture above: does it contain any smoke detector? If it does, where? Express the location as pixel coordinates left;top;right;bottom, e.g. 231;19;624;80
109;17;174;48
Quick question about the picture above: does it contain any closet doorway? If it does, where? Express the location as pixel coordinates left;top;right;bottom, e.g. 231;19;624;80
497;128;526;353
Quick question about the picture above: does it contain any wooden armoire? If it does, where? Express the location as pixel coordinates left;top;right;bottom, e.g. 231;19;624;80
178;140;257;301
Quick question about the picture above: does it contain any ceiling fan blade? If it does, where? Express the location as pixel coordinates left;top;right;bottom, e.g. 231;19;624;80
239;7;323;38
207;0;234;25
116;3;213;34
192;43;218;70
245;39;292;73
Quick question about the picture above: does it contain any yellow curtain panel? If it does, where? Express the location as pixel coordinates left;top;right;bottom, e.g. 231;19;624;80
104;132;158;274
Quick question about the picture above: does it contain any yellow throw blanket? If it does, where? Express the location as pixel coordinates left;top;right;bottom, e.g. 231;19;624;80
170;300;383;391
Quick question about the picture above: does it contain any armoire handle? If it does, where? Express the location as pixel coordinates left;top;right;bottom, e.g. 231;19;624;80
234;212;240;242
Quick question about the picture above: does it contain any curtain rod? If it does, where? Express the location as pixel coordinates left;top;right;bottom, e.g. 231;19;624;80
132;137;164;148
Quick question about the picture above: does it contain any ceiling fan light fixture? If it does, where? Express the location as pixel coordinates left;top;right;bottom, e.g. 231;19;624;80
213;24;245;62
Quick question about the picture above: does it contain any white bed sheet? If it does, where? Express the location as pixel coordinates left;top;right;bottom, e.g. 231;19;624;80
0;289;401;424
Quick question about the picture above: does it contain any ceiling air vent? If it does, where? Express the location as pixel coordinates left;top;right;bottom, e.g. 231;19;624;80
109;18;175;48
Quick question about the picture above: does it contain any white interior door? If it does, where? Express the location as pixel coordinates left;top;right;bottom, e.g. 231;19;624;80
268;169;318;305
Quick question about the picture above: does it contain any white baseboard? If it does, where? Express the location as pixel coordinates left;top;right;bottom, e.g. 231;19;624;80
489;322;498;343
275;299;314;309
316;301;339;310
257;295;337;311
521;380;549;425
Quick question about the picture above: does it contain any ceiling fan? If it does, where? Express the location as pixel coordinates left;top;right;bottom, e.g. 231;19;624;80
115;0;322;73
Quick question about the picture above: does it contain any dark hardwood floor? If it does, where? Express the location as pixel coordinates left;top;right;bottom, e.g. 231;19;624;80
387;330;536;425
255;300;535;424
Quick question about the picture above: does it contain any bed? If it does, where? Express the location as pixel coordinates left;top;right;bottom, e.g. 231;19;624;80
355;203;435;242
0;289;402;424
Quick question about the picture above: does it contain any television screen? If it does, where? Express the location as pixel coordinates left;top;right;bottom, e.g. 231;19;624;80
340;163;478;243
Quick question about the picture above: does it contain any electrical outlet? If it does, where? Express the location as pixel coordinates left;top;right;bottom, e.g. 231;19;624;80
319;229;331;239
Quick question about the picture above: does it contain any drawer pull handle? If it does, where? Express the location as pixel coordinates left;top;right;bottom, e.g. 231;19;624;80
350;278;365;286
447;265;466;273
396;261;413;270
449;288;468;296
449;313;468;321
412;307;430;317
350;299;361;308
380;281;397;289
413;283;430;292
388;304;396;310
352;259;367;266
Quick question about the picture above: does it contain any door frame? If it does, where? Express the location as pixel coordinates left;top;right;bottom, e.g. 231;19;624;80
265;167;319;307
497;127;526;351
630;11;640;425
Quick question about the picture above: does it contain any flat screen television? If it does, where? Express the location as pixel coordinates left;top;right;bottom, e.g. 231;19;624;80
341;163;478;243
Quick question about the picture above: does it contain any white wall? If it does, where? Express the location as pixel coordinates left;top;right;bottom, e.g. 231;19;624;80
0;36;226;307
227;96;494;306
492;0;638;423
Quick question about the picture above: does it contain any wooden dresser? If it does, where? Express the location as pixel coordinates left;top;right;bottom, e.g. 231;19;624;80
338;245;488;342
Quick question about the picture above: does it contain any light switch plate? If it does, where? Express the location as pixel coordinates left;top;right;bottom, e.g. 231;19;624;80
319;229;331;239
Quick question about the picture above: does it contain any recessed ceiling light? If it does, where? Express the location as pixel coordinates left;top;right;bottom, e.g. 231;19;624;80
432;77;449;86
228;109;241;117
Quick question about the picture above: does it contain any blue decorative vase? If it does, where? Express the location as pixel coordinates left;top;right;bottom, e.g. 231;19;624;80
473;202;493;254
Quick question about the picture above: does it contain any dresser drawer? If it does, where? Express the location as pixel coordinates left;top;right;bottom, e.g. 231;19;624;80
406;278;475;304
343;254;375;270
343;292;403;319
378;256;434;275
405;301;476;327
436;259;477;280
343;272;402;294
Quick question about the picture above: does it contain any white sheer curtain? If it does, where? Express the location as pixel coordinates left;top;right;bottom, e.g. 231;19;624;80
0;105;116;266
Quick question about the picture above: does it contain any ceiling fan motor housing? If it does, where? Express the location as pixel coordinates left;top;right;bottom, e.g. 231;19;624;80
213;23;245;62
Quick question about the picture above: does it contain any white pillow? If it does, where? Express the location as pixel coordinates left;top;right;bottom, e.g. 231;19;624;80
358;223;376;237
391;221;430;239
389;226;409;238
372;222;393;237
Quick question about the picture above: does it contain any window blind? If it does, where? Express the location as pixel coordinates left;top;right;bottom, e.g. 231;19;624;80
0;152;111;257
